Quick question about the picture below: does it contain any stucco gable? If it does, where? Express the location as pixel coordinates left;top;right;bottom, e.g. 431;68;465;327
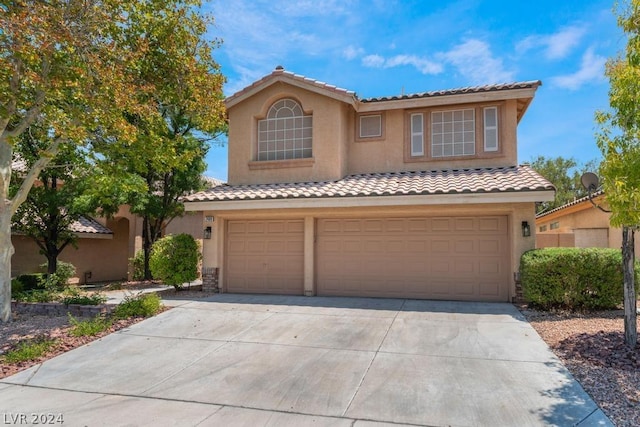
225;66;358;109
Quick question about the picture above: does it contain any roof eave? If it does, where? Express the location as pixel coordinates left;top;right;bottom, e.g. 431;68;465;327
225;73;358;110
356;86;540;113
185;189;555;212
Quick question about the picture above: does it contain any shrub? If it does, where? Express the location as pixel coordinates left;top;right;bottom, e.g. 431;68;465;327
11;278;24;293
68;314;112;337
41;261;76;290
2;337;57;363
60;287;107;306
129;250;147;281
113;292;162;319
14;273;46;291
12;289;58;303
149;234;201;290
521;247;639;310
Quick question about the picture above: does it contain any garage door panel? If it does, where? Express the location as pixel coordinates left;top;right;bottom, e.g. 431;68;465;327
317;216;509;301
226;219;304;295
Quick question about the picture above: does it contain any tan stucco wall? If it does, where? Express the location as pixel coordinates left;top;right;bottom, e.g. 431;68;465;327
536;202;640;254
11;217;130;283
199;201;537;300
348;99;519;174
227;83;522;186
227;83;349;185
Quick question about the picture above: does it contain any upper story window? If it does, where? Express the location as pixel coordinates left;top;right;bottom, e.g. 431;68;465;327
483;107;498;152
407;104;502;161
550;221;560;230
431;109;475;158
410;113;424;156
539;225;547;232
257;99;312;161
359;115;382;138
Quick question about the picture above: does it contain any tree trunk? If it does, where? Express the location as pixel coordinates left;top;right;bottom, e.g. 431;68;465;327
46;252;58;275
142;216;152;280
622;226;637;347
0;202;15;323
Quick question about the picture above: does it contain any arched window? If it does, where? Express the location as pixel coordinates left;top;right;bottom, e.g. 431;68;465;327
257;99;312;161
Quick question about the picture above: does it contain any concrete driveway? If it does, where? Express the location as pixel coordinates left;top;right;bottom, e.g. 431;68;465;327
0;295;611;426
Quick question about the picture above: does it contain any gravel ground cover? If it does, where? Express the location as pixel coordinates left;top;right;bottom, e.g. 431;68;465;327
522;307;639;427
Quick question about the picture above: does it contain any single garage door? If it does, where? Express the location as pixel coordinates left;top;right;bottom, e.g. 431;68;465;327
317;216;510;301
226;219;304;294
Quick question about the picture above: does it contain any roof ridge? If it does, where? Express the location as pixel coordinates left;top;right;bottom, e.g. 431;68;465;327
361;80;542;103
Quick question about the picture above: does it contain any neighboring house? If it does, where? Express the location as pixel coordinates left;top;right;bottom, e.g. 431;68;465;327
183;67;555;302
536;190;640;254
10;159;218;282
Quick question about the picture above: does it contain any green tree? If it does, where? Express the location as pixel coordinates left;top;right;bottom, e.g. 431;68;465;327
0;0;225;323
98;1;226;279
529;155;600;213
595;0;639;347
10;126;97;275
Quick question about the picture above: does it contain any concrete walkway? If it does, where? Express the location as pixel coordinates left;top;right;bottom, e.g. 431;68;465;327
0;295;611;426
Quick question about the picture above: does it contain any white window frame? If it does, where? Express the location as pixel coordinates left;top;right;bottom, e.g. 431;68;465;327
257;99;312;161
483;106;499;152
359;114;382;138
431;108;475;158
410;113;424;156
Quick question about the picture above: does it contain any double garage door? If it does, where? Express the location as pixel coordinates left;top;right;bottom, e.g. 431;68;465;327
226;216;510;301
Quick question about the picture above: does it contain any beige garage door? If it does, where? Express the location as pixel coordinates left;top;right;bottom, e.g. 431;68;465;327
317;217;510;301
226;219;304;295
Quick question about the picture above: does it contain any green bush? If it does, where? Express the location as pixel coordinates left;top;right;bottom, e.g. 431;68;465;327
60;287;107;306
41;261;76;290
12;289;58;303
11;278;24;293
2;337;58;363
129;250;147;281
149;234;201;290
68;314;112;337
521;248;639;310
113;292;162;319
14;273;46;291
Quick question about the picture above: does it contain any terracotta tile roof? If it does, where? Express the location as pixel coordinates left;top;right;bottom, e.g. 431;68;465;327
536;189;605;219
225;66;540;107
70;217;113;235
362;81;542;103
184;165;554;203
202;176;226;187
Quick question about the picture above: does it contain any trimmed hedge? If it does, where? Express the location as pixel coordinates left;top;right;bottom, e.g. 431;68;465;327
521;247;639;310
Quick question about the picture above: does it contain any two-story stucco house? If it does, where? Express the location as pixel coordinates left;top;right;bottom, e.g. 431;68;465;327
184;66;555;302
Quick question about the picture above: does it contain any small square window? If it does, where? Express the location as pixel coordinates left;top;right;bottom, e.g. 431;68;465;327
359;115;382;138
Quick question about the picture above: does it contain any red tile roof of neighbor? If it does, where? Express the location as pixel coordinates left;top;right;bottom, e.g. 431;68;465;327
536;189;605;219
70;216;113;235
183;165;554;203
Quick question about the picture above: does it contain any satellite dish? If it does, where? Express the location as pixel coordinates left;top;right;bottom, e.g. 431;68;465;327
581;172;600;191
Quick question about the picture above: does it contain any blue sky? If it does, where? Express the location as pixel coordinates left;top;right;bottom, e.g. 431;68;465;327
202;0;625;181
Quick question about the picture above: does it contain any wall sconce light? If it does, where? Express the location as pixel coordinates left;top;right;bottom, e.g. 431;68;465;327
521;221;531;237
204;226;212;239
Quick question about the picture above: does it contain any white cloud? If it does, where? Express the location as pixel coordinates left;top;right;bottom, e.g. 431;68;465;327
343;45;365;60
362;54;386;68
550;47;606;90
361;54;443;75
441;39;514;84
517;25;587;60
